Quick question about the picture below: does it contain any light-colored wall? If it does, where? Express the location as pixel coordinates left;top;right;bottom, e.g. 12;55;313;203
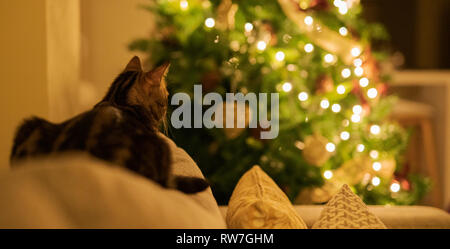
46;0;81;122
0;0;49;169
0;0;153;169
80;0;154;103
0;0;81;169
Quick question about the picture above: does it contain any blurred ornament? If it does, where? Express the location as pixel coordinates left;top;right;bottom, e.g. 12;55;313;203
298;0;329;11
377;83;388;96
208;141;219;155
400;178;411;191
333;156;372;185
315;75;334;94
362;103;371;116
216;0;238;30
374;158;396;179
302;134;332;166
217;101;251;139
262;22;278;46
361;47;381;82
201;70;222;92
295;181;341;204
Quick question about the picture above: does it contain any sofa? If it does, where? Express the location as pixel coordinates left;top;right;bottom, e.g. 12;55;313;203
0;135;449;229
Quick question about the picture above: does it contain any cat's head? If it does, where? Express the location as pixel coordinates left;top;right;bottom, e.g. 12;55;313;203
99;56;170;129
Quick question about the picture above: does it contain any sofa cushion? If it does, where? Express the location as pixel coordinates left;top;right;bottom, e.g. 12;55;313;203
0;135;225;228
160;134;223;218
312;184;386;229
226;166;307;229
220;205;450;229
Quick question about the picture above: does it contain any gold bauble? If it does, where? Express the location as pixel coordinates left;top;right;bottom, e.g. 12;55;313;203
333;156;372;185
295;181;341;204
373;158;396;180
302;134;332;166
216;0;238;30
219;101;251;139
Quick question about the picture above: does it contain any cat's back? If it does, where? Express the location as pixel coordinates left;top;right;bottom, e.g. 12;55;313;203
10;105;126;163
11;116;62;162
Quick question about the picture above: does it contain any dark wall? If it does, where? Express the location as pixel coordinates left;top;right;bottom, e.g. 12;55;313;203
362;0;449;69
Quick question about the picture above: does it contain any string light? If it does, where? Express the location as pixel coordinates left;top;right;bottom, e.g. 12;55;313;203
340;131;350;140
351;47;361;57
354;67;364;77
333;0;342;7
304;43;314;53
370;124;381;135
205;18;215;28
336;84;346;94
324;54;335;63
390;182;401;193
353;105;363;115
257;41;267;51
351;114;361;123
298;92;308;101
331;103;341;113
304;16;313;26
370;150;379;159
275;51;285;61
324;170;333;179
341;68;351;78
325;142;335;152
359;77;369;87
367;88;378;99
339;27;348;36
357;144;365;152
244;22;253;32
353;58;362;67
320;99;330;109
372;162;382;171
180;0;189;10
372;176;381;186
338;4;348;15
282;82;292;92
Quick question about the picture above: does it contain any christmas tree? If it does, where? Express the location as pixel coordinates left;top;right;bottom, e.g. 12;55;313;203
130;0;429;205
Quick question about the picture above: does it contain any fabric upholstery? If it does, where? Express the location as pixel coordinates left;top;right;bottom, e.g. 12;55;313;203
219;205;450;229
312;184;386;229
226;166;307;229
0;135;225;228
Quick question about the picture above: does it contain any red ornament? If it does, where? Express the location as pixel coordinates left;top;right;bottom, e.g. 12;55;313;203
377;83;388;96
315;75;334;94
400;179;411;191
309;0;330;11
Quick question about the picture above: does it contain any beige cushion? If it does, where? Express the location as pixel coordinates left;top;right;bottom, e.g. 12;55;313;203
159;134;222;217
220;205;450;229
312;184;386;229
0;135;225;228
226;166;307;229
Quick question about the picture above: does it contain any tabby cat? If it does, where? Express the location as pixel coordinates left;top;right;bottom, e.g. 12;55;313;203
10;56;208;194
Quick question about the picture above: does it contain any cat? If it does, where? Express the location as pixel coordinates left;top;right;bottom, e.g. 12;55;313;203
10;56;209;194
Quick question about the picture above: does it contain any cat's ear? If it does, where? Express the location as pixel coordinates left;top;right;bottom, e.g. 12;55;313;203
145;62;170;85
124;56;142;72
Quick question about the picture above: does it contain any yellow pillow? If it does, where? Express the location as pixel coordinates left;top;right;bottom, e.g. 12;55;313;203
226;165;307;229
312;184;387;229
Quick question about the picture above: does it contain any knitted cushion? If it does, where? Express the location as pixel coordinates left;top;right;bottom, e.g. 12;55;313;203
312;184;386;229
226;165;307;229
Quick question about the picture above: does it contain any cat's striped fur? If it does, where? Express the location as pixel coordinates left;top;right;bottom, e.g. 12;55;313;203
10;56;208;194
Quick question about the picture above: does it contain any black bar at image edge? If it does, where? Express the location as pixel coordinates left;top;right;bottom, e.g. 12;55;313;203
0;229;448;248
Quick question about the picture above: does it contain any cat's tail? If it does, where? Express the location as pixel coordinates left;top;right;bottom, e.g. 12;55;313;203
172;176;209;194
